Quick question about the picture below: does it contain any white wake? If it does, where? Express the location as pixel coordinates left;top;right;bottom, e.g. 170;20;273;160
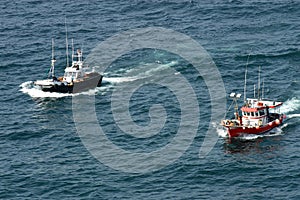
20;60;179;98
281;97;300;114
19;81;107;98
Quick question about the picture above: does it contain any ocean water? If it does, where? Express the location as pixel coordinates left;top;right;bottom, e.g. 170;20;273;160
1;0;300;199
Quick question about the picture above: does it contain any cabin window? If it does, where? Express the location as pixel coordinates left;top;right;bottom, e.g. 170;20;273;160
259;110;265;116
251;112;254;116
255;112;259;116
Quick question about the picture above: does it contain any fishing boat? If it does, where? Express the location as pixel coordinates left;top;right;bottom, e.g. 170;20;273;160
34;21;102;94
221;66;286;138
34;38;103;94
34;39;102;93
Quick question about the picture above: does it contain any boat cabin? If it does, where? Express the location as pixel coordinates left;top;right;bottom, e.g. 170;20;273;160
241;98;283;127
241;106;268;127
63;49;85;83
63;68;84;82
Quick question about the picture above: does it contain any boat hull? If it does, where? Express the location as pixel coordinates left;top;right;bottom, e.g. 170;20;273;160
39;73;103;93
226;117;284;138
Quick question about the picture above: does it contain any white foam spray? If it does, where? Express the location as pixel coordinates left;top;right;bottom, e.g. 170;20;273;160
280;97;300;114
212;122;227;138
19;81;109;98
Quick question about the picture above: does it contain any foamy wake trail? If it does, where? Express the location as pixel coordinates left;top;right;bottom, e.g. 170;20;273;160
279;97;300;120
102;76;140;84
287;114;300;118
281;97;300;114
120;60;178;76
142;61;178;76
19;81;108;98
103;60;179;84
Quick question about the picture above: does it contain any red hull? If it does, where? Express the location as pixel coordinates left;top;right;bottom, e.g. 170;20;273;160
226;118;284;138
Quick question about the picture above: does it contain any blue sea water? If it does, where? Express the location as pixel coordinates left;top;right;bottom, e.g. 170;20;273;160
1;0;300;199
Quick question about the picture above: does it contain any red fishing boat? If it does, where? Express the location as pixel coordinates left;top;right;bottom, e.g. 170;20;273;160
221;66;286;138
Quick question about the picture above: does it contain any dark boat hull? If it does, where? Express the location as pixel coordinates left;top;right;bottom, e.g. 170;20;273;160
41;73;103;94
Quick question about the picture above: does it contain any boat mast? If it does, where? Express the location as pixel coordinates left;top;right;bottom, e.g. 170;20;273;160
80;43;83;62
65;18;69;68
243;53;250;103
257;66;261;99
49;38;56;78
262;78;264;100
71;38;74;63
